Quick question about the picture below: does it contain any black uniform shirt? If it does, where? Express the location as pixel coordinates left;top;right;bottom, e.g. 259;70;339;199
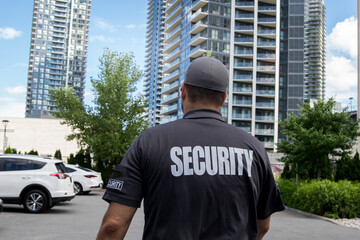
103;109;285;240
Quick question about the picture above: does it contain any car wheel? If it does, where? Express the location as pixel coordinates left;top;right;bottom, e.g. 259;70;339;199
74;182;83;195
23;190;48;213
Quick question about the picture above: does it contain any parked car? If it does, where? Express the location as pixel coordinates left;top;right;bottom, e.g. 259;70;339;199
0;198;3;213
0;154;75;213
65;164;103;195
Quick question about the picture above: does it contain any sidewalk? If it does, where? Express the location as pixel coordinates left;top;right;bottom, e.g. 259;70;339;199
264;209;360;240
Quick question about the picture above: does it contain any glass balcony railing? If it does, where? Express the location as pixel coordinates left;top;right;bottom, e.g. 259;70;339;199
258;29;276;34
233;74;253;79
255;115;274;121
263;142;274;148
256;102;275;108
163;58;180;72
255;129;274;135
240;127;251;132
235;13;254;18
235;37;253;43
235;25;254;31
258;6;276;11
161;92;178;103
257;41;276;47
233;100;252;105
166;4;181;20
164;36;181;51
256;78;275;83
234;50;253;55
160;104;178;114
165;14;181;31
163;69;180;82
258;17;276;22
160;115;177;124
165;25;181;41
233;87;252;92
235;1;254;7
232;114;252;119
257;53;275;58
234;62;253;67
257;66;276;71
165;46;180;58
256;90;275;95
162;81;179;93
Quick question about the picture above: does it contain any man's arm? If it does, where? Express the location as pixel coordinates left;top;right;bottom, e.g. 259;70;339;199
257;216;271;240
96;202;137;240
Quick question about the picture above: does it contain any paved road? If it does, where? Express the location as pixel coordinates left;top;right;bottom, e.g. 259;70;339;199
0;190;359;239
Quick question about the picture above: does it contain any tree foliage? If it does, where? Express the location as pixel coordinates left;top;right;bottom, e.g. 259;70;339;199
278;98;360;180
335;152;360;181
51;49;148;183
67;148;92;169
54;149;62;160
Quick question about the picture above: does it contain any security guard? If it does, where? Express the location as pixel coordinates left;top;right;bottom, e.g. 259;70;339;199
97;57;285;240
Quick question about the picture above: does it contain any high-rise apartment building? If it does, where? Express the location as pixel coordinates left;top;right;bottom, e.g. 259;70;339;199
26;0;91;118
144;0;325;151
279;0;325;121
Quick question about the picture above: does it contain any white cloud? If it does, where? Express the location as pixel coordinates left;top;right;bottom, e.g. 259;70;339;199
94;18;117;32
5;86;27;95
327;16;357;59
126;24;137;29
326;17;358;108
12;62;27;68
89;35;117;43
0;27;22;39
0;97;25;118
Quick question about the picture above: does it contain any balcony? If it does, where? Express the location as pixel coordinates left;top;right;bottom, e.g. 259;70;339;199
189;45;207;58
191;0;208;11
232;113;252;120
160;103;178;115
263;141;274;149
160;115;178;124
256;102;275;108
235;13;254;19
191;8;208;23
233;74;253;81
258;17;276;23
162;69;180;84
256;89;275;96
255;115;274;121
234;37;253;44
165;3;182;24
164;25;182;43
234;49;253;56
164;46;180;63
164;36;181;53
233;87;252;93
163;58;180;74
258;5;276;11
257;53;275;59
257;66;275;72
190;32;207;46
161;81;180;94
255;129;274;135
160;92;179;105
189;20;207;35
256;77;275;84
235;1;254;7
165;0;182;14
257;41;276;47
233;100;252;105
164;14;181;33
258;29;276;35
235;25;254;32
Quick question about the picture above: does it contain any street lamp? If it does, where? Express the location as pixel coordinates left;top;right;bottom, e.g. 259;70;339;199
2;120;9;153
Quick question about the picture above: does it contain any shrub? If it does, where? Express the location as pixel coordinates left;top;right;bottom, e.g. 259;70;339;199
278;179;360;219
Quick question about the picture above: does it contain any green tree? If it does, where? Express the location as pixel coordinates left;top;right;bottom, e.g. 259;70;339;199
51;49;148;183
54;149;62;160
27;149;39;155
4;146;17;154
278;98;360;180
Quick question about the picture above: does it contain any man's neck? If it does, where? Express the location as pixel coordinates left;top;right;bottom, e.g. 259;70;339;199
183;104;221;115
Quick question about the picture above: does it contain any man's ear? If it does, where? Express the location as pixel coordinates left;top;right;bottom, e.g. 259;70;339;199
181;83;186;100
221;92;227;106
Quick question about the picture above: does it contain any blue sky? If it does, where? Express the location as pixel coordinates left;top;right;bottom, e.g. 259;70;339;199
0;0;358;117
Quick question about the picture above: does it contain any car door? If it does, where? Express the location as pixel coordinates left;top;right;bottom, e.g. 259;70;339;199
0;158;35;198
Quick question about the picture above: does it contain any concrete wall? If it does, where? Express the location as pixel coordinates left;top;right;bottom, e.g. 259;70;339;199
0;117;80;160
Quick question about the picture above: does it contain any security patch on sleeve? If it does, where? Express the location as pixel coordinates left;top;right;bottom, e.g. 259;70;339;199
107;179;124;191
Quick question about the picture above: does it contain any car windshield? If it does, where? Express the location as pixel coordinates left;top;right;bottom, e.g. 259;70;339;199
56;163;70;173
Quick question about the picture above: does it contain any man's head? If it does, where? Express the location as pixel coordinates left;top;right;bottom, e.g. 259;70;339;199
181;57;229;113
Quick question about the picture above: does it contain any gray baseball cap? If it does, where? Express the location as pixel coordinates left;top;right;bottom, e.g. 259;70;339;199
184;57;229;93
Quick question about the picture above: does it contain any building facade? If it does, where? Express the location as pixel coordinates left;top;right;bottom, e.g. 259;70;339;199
26;0;91;118
144;0;325;151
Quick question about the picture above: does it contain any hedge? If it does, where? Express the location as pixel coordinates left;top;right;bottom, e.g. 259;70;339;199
278;179;360;219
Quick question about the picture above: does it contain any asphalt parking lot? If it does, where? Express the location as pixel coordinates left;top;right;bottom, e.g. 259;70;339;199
0;190;359;239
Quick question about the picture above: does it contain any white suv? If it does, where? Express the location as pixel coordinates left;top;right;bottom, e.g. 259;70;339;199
0;154;75;213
